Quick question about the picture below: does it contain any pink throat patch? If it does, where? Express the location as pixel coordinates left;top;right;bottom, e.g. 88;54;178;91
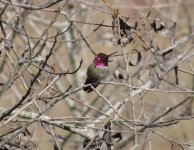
95;57;105;68
95;62;105;68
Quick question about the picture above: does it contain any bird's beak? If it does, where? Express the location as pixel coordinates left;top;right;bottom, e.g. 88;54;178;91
108;52;117;62
108;52;117;57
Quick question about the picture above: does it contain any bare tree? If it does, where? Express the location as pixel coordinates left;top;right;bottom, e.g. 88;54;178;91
0;0;194;150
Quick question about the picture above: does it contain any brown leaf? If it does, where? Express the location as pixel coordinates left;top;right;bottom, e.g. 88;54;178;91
112;11;137;46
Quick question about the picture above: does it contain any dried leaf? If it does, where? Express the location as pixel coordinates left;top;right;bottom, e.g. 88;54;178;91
83;122;122;150
149;68;160;88
150;19;176;37
113;70;124;80
153;45;165;71
0;20;6;37
174;66;179;85
112;11;137;46
129;49;142;66
151;20;165;33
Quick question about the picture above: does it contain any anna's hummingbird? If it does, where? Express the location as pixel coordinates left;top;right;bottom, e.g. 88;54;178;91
83;52;116;93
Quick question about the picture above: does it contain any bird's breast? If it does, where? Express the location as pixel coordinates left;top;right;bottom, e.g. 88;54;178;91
87;65;109;81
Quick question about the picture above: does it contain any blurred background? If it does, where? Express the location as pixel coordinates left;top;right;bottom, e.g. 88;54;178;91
0;0;194;149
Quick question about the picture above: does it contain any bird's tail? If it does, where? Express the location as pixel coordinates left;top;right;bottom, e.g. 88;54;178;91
83;78;99;93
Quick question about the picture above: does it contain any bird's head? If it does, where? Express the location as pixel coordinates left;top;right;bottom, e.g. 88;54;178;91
94;52;117;67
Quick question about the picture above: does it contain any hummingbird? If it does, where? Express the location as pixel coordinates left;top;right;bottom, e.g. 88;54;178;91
83;52;116;93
